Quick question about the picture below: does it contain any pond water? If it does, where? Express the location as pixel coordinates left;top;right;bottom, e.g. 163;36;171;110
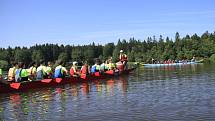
1;63;215;121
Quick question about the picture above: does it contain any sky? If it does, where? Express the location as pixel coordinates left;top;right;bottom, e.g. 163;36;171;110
0;0;215;48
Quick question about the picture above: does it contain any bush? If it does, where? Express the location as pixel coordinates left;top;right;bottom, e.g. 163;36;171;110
209;54;215;63
0;60;9;70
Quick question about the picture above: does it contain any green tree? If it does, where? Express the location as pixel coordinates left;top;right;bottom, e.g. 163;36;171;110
14;49;31;65
58;52;69;63
103;43;114;59
32;50;44;63
0;60;9;70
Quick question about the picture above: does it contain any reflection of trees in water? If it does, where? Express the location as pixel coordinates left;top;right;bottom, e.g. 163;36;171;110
3;89;54;121
143;64;204;82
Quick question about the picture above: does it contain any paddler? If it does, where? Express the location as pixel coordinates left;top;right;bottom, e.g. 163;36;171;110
119;50;128;70
46;61;53;78
28;61;37;81
91;58;101;73
15;62;29;82
70;61;80;77
100;60;108;72
107;58;116;70
54;60;68;78
80;61;90;76
8;61;18;81
36;60;47;80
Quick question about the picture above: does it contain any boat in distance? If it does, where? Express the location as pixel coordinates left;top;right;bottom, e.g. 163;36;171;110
142;61;202;67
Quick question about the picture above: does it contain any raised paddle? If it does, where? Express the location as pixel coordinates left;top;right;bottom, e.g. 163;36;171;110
55;78;62;83
10;83;21;89
41;79;52;83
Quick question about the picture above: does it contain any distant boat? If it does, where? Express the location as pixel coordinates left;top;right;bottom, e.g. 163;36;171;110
142;61;201;67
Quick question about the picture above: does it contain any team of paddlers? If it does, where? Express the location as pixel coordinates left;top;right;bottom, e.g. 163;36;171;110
0;50;128;82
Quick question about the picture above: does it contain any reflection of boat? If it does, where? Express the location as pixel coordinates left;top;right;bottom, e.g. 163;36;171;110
0;68;135;93
142;62;200;67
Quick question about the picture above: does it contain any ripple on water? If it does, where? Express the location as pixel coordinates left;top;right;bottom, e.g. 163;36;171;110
1;64;215;120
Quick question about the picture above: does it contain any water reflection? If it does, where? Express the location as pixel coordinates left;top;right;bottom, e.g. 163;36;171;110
0;76;129;120
1;64;214;120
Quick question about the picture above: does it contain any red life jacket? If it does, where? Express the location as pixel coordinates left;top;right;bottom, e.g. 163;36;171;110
70;67;75;76
119;54;128;61
80;65;87;74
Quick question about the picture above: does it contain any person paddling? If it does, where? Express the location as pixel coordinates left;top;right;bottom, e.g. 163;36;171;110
15;62;29;82
108;58;116;70
91;59;101;74
119;50;128;70
36;60;47;80
28;61;37;81
54;60;68;78
46;61;53;78
100;60;108;72
80;61;90;76
70;61;80;77
8;61;18;81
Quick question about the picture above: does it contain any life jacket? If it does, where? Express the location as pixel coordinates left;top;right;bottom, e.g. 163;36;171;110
46;66;53;77
108;63;115;70
8;67;16;81
119;54;128;61
96;65;100;71
70;67;75;76
15;69;22;82
54;65;63;78
37;65;47;80
91;65;96;73
80;65;88;75
29;66;36;75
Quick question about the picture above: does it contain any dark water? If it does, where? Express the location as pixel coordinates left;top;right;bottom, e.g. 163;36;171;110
1;64;215;121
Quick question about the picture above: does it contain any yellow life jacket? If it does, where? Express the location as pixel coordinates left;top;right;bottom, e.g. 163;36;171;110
8;67;16;80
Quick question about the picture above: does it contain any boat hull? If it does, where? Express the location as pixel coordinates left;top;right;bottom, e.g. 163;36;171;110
0;68;135;93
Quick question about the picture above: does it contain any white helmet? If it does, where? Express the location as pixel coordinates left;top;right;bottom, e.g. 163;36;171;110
120;50;123;53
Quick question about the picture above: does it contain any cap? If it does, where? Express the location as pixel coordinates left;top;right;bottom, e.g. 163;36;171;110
73;61;78;65
120;50;123;53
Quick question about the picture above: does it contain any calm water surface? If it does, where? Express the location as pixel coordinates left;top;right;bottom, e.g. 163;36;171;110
1;64;215;121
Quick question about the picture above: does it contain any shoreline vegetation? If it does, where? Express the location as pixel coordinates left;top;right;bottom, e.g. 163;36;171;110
0;31;215;70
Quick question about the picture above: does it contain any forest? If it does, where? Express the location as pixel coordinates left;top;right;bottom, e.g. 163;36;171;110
0;31;215;70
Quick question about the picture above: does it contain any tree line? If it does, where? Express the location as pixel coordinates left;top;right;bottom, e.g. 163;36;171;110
0;31;215;70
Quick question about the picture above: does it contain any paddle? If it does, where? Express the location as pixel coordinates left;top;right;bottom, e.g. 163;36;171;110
55;78;62;83
41;79;52;83
106;70;114;75
81;74;87;79
94;72;100;76
10;83;21;89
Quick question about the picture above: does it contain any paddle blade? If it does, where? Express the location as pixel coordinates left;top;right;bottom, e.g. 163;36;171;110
106;70;114;75
94;72;100;76
81;74;87;79
55;78;62;83
41;79;52;83
10;83;21;89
